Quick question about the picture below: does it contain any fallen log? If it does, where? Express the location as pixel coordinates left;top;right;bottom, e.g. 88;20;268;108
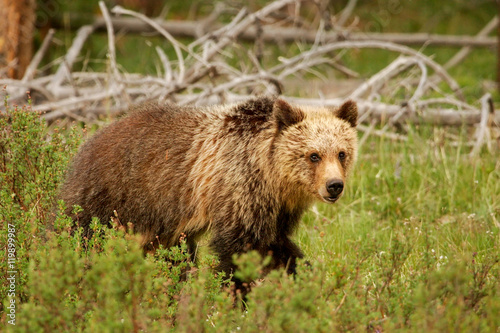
45;15;498;48
31;90;499;127
285;97;500;127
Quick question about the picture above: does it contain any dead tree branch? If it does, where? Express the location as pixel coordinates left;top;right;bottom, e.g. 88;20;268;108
47;25;95;96
470;93;495;157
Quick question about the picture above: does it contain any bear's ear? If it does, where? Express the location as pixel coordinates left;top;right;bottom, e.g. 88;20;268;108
273;99;304;131
334;100;358;127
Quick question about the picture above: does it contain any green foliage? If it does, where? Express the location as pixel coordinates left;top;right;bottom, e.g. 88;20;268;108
1;99;499;332
0;96;81;307
233;251;272;283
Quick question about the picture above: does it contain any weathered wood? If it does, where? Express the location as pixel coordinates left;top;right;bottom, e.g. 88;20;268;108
35;91;500;127
470;93;494;157
87;16;498;48
47;25;95;95
286;97;500;127
22;29;55;82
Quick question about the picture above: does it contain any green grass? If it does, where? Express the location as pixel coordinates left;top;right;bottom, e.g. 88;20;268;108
1;98;499;332
301;124;499;269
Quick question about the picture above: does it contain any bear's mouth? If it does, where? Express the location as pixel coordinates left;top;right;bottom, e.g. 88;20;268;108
323;196;339;203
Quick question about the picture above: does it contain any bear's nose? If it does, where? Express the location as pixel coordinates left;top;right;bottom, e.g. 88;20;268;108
326;179;344;197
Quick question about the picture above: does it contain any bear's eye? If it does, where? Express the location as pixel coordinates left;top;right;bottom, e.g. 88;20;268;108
338;151;346;161
310;153;321;162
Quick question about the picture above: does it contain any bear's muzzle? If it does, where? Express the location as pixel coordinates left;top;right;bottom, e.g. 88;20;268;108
324;179;344;202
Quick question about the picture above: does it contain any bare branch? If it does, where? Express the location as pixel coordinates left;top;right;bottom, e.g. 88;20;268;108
99;1;120;80
155;47;173;83
48;25;95;94
284;97;499;126
112;5;186;83
337;0;358;27
349;56;418;100
188;7;248;51
470;93;494;157
22;29;55;82
271;40;464;100
408;60;427;105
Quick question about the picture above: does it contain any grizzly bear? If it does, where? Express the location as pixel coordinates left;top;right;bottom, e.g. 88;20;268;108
60;96;358;287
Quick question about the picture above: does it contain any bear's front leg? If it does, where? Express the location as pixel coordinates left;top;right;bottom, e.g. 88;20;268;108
269;236;304;275
209;235;253;300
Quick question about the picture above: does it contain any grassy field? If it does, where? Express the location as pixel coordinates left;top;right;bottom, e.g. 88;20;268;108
1;0;499;331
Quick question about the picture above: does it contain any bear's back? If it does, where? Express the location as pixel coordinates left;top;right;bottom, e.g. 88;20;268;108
59;99;278;245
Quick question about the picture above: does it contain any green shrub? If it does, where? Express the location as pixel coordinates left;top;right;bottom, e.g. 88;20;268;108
1;96;81;308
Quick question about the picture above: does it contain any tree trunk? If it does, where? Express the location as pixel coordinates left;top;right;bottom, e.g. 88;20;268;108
0;0;36;79
497;0;500;93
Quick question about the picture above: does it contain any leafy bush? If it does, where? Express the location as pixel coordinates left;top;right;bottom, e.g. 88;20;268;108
1;96;81;307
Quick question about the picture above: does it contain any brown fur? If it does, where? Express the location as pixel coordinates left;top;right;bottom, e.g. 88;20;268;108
60;96;358;285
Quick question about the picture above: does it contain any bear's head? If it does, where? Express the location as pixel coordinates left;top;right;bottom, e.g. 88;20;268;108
272;98;358;204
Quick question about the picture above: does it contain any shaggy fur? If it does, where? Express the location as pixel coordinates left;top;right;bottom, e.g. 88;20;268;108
60;96;358;284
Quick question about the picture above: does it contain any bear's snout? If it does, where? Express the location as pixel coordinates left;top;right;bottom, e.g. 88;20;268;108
326;179;344;198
